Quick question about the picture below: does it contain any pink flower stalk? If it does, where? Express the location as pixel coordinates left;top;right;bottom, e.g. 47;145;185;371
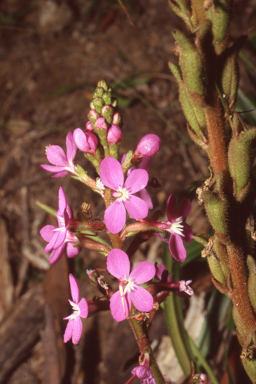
107;124;123;143
100;157;149;234
106;249;155;322
133;134;161;160
155;263;194;297
63;274;88;344
41;131;77;177
131;366;156;384
40;187;80;264
95;117;108;130
73;128;98;155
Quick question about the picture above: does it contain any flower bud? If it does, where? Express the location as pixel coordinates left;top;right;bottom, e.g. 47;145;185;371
97;79;108;91
95;117;108;131
93;86;104;98
102;91;112;105
102;105;114;124
112;112;122;126
133;134;161;162
93;97;104;113
85;121;94;131
107;124;123;144
88;109;99;124
73;128;98;155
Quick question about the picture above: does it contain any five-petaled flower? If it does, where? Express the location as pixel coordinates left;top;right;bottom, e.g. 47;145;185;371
40;187;80;264
106;249;155;322
63;274;88;344
41;131;77;177
100;157;149;234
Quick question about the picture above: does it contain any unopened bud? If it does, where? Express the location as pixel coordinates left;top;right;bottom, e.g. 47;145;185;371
107;124;123;144
95;117;108;131
73;128;98;155
93;97;104;113
93;86;104;98
133;134;161;162
88;109;99;124
102;91;112;105
102;105;114;124
112;112;122;126
97;80;108;91
86;121;94;131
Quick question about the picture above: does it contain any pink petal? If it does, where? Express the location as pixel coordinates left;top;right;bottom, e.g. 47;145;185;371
124;169;148;194
177;198;191;219
73;128;90;152
52;171;69;178
124;195;148;220
169;233;187;262
58;187;67;215
106;249;130;279
40;225;55;242
66;131;77;162
129;286;154;312
47;145;68;166
130;261;155;284
155;263;171;282
104;201;126;234
78;298;88;318
166;194;178;222
53;228;67;250
100;157;124;190
44;230;59;252
72;316;82;344
66;203;73;219
49;243;65;264
183;223;193;242
69;274;80;303
139;188;153;209
138;158;151;171
63;319;73;343
40;164;65;173
110;290;130;322
66;243;80;258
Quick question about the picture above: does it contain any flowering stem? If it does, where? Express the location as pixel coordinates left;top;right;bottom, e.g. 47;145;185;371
128;312;166;384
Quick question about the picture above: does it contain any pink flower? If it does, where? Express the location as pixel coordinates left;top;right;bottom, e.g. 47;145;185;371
73;128;98;155
63;274;88;344
131;366;156;384
155;263;194;297
95;117;108;130
41;131;77;177
153;195;192;262
106;249;155;322
107;124;123;143
133;134;161;159
100;157;149;234
85;121;94;131
40;187;80;264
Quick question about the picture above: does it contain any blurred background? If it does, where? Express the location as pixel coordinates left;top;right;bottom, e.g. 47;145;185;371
0;0;256;383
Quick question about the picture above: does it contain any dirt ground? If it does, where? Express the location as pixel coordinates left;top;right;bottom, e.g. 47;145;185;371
0;1;256;383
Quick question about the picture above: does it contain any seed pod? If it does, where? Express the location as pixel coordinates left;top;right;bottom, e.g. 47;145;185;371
205;0;232;49
228;128;256;201
207;252;227;287
202;189;229;235
173;30;205;97
247;255;256;312
242;354;256;383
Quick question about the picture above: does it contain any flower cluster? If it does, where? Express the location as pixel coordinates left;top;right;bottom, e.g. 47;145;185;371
39;80;199;383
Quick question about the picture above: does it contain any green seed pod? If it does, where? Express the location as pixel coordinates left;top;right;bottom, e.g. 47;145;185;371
205;0;232;48
93;97;104;113
93;86;104;99
207;252;227;287
247;255;256;312
97;80;108;91
228;128;256;201
221;48;241;110
233;306;251;347
173;30;205;97
213;236;230;278
242;356;256;383
102;91;112;105
202;189;229;235
168;0;192;31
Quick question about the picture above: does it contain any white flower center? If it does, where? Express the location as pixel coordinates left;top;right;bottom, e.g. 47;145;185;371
112;186;130;202
66;300;80;320
123;276;135;294
169;217;184;236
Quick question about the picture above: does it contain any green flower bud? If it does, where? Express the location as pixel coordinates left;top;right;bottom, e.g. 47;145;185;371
102;91;112;105
97;80;108;91
93;86;104;99
93;97;104;113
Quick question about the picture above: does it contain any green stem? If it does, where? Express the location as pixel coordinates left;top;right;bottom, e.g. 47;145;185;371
163;244;193;378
